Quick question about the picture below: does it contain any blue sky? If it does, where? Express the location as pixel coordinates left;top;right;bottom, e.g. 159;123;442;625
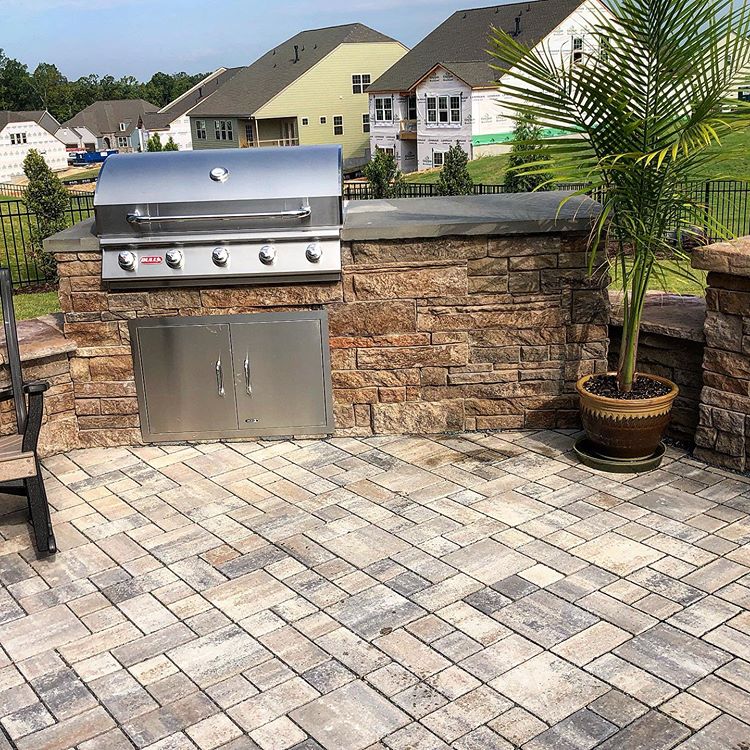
0;0;513;80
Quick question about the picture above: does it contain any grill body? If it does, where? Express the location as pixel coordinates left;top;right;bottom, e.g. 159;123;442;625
94;145;343;288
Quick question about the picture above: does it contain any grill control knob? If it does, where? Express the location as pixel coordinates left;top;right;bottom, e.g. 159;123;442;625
259;245;276;265
306;243;323;263
165;249;183;269
212;247;229;266
117;250;136;271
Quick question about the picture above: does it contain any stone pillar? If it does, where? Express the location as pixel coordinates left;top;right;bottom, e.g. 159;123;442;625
692;238;750;471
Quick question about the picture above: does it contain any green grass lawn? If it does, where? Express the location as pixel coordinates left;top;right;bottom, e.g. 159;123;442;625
13;290;61;320
406;128;750;185
610;259;707;296
60;166;100;183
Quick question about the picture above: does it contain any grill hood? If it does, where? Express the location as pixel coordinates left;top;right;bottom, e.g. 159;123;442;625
94;145;343;244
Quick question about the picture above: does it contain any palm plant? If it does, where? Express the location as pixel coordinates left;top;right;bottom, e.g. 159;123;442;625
489;0;750;392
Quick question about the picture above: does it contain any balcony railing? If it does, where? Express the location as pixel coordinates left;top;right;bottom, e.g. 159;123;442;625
250;138;300;148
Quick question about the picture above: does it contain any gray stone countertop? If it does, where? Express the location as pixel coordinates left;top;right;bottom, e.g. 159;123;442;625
46;193;600;251
341;192;600;241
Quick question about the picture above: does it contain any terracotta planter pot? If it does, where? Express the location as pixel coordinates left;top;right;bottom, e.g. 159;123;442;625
576;373;679;460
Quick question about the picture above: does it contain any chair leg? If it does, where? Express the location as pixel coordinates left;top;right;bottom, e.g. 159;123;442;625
25;463;56;556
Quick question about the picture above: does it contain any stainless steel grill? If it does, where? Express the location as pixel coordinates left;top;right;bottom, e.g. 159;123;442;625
94;145;343;288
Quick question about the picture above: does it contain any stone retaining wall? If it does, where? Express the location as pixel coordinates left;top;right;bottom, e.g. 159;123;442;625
49;219;608;448
693;239;750;471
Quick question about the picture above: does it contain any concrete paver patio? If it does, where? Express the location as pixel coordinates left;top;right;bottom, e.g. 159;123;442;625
1;430;750;749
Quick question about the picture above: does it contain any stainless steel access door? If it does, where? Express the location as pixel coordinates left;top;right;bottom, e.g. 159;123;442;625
231;312;332;436
133;321;239;439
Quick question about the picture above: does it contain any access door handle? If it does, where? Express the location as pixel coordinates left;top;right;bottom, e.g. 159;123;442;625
215;357;225;397
244;353;252;396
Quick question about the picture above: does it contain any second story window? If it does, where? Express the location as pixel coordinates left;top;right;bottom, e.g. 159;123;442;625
374;96;393;122
333;116;343;136
195;120;207;139
352;73;371;94
119;122;127;131
426;95;461;125
362;114;370;133
407;94;417;120
320;116;327;125
301;117;309;126
9;133;27;145
572;36;584;64
215;120;233;141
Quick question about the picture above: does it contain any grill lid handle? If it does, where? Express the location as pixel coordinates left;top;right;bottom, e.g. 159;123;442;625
126;205;312;225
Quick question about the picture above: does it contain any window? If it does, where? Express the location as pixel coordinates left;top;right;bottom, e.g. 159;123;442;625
426;95;461;125
301;117;309;126
9;132;27;145
740;88;750;102
332;115;344;136
376;146;394;156
572;36;584;64
245;123;254;145
351;73;371;94
320;116;327;125
433;150;446;167
215;120;233;140
117;135;128;148
195;120;207;140
119;122;127;131
407;94;417;120
362;113;370;133
374;96;393;122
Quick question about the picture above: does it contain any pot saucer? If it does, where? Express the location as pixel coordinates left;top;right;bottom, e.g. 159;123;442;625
574;437;665;474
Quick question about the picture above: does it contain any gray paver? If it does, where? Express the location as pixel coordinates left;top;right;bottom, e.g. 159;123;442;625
0;434;747;749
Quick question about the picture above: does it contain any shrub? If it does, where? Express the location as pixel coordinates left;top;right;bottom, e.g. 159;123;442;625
23;149;69;281
504;113;553;193
163;136;178;151
436;142;474;196
146;133;163;152
363;149;403;198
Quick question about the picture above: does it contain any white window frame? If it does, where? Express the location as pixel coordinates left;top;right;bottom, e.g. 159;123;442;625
433;149;448;167
116;135;129;148
376;145;395;157
333;115;344;136
572;36;584;64
119;122;127;131
215;119;233;141
426;94;462;126
374;96;393;123
195;120;207;139
320;116;327;125
10;132;27;145
352;73;371;94
245;122;254;145
362;113;370;133
301;117;309;126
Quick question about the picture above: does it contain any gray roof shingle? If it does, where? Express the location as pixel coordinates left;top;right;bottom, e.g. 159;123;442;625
368;0;585;91
0;110;61;136
190;23;400;118
64;99;158;137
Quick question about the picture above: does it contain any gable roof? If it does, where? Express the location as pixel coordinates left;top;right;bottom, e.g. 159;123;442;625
368;0;586;92
64;99;158;137
142;67;244;131
190;23;400;118
0;110;62;136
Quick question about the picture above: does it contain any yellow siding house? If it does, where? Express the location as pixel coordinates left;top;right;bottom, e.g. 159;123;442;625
188;24;407;173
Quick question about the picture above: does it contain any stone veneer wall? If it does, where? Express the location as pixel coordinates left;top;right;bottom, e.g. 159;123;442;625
49;221;608;448
692;239;750;471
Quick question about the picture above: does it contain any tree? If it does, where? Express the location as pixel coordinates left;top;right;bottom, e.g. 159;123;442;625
23;150;69;281
489;0;750;392
163;137;178;151
504;114;553;193
146;133;163;152
436;142;474;196
363;149;403;198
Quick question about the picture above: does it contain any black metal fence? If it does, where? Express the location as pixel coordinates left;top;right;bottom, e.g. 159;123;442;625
0;189;94;287
0;179;748;289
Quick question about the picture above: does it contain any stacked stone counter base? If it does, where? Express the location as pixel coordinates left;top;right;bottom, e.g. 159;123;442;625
46;193;608;450
693;239;750;471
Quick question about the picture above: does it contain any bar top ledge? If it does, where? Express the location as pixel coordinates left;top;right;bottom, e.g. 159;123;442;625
46;192;600;252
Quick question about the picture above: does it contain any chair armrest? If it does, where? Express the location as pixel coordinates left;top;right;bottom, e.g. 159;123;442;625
23;381;50;394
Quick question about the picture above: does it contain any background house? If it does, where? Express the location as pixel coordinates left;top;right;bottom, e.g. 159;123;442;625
64;99;158;152
0;111;68;182
188;23;408;173
367;0;607;172
140;67;243;151
55;125;98;152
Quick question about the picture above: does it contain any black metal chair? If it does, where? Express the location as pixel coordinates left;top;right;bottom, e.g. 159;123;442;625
0;268;56;555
